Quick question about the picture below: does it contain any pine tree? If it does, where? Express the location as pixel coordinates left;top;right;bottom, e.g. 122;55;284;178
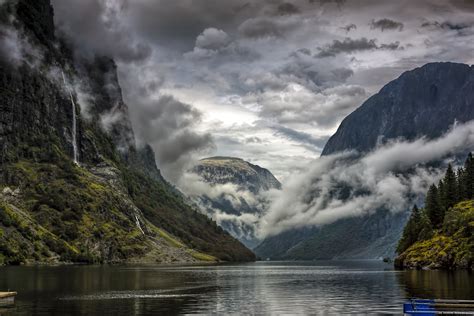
463;152;474;199
457;167;466;202
397;205;421;254
443;164;457;210
426;184;442;228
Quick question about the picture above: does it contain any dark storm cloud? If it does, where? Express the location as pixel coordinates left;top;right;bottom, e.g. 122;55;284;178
129;94;214;163
128;0;259;50
341;23;357;33
117;63;215;181
277;3;300;15
51;0;152;63
421;20;474;35
272;125;329;149
316;37;402;58
316;37;377;57
370;18;404;31
238;16;300;38
278;49;355;90
309;0;346;6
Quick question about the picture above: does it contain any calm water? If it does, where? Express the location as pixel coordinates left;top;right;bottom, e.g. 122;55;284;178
0;261;473;315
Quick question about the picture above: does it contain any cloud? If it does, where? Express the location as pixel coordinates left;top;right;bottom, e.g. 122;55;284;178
118;61;215;181
49;0;474;196
238;16;300;38
245;83;367;128
421;20;474;36
51;0;152;63
316;37;402;57
0;26;23;65
271;125;329;149
178;169;273;245
370;18;404;31
277;3;300;15
0;20;44;67
133;95;214;179
341;23;357;32
259;120;474;237
195;28;231;50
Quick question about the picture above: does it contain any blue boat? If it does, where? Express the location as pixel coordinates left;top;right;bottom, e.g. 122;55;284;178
404;299;474;315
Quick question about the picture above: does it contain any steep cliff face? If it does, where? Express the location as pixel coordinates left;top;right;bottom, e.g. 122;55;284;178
192;157;281;248
322;62;474;156
0;0;255;264
256;62;474;260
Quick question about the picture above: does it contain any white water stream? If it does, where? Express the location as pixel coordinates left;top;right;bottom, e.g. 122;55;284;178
61;71;78;164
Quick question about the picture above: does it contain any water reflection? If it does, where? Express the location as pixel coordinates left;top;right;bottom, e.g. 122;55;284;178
397;269;474;300
0;261;472;315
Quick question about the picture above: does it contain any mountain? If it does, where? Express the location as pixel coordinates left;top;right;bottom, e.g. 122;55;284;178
322;62;474;156
255;62;474;260
194;157;281;194
0;0;255;265
192;157;281;248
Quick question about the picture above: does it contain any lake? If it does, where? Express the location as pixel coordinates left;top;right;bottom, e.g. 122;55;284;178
0;260;473;315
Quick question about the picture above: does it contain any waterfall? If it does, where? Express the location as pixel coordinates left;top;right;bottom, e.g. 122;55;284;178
61;71;78;164
135;214;145;235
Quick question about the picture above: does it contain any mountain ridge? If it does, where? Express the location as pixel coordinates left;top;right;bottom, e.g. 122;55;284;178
322;62;474;156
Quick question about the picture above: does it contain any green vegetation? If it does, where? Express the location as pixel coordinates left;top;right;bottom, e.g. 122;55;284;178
0;0;255;264
395;154;474;269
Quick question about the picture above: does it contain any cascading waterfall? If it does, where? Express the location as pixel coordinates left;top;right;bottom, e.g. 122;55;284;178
61;71;78;164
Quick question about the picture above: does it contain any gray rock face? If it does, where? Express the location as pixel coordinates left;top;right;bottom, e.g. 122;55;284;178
322;62;474;156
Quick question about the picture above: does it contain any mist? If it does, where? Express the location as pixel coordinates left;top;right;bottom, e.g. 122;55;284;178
258;120;474;238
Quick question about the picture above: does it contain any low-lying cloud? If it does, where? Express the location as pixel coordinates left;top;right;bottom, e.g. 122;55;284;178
258;120;474;237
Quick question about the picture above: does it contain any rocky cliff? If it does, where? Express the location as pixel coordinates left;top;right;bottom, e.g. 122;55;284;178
0;0;255;264
255;62;474;260
192;157;281;248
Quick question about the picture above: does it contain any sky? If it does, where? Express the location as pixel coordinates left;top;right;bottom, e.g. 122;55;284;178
42;0;474;237
50;0;474;183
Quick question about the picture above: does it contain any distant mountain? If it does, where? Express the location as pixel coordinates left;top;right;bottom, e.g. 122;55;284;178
195;157;281;194
0;0;254;264
255;62;474;260
192;157;281;248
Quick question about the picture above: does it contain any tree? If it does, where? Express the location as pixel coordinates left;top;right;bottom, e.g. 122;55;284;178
456;167;466;202
425;184;442;228
443;164;458;210
397;205;422;254
463;152;474;199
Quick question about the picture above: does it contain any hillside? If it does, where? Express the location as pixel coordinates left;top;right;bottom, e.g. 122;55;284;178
395;155;474;270
0;0;255;264
255;62;474;260
192;157;281;248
